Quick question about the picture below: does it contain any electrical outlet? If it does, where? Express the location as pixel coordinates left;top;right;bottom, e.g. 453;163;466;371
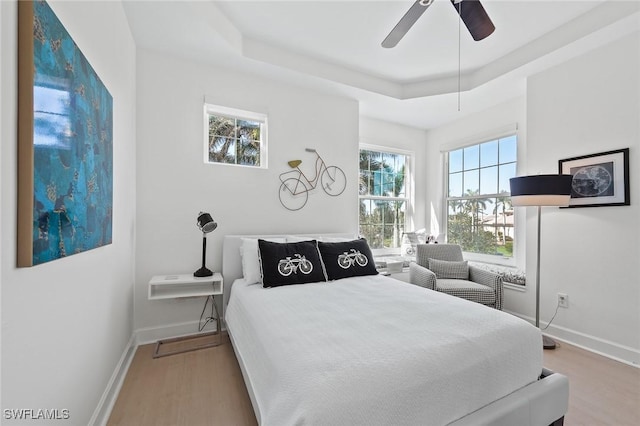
558;293;569;308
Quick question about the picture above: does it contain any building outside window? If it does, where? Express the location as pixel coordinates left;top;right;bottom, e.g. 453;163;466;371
359;146;412;252
204;104;267;168
446;135;517;260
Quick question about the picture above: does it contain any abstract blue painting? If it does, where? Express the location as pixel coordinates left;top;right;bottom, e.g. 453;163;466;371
18;0;113;266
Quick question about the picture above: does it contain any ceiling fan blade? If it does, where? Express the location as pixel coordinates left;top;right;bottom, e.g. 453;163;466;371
382;0;435;48
451;0;495;41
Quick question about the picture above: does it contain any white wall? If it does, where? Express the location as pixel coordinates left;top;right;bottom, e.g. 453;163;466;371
424;96;527;269
424;32;640;365
513;32;639;364
0;1;4;414
134;49;359;336
1;1;137;424
359;117;428;234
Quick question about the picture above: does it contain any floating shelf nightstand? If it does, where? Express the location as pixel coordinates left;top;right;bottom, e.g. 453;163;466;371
148;273;223;300
148;273;224;358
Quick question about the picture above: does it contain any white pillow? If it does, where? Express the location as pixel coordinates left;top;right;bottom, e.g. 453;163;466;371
241;237;285;284
321;236;353;242
285;235;319;243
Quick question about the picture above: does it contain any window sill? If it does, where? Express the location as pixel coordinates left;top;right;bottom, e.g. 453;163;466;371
504;282;526;292
468;261;526;286
463;252;516;267
374;254;414;269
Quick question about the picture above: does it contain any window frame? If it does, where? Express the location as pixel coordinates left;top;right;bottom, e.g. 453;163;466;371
358;143;414;256
203;103;268;169
443;131;517;267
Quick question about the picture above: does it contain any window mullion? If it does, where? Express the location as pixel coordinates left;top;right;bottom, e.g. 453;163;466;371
447;192;509;201
205;103;267;168
358;146;412;251
444;134;517;262
360;195;408;202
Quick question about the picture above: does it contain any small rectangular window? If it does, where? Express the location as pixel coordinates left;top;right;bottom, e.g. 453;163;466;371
204;104;267;168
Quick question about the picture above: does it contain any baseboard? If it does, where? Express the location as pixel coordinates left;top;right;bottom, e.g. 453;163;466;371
135;319;223;346
505;309;640;368
89;333;137;426
88;321;222;425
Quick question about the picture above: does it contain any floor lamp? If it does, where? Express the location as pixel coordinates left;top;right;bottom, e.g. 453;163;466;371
509;175;573;350
194;212;218;277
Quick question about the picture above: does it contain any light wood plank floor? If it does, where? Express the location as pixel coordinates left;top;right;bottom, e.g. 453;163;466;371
543;341;640;426
108;335;640;426
108;333;257;426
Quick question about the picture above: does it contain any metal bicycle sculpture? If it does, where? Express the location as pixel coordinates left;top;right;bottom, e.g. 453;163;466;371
279;148;347;211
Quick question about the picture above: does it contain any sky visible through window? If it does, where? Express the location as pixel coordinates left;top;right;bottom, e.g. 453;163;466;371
359;149;409;250
447;135;517;258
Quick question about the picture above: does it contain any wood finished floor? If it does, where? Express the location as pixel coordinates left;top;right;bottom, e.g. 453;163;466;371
543;340;640;426
108;333;257;426
108;334;640;426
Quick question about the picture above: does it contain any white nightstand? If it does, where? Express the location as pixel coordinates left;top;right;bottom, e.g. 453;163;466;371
148;273;224;358
148;273;223;299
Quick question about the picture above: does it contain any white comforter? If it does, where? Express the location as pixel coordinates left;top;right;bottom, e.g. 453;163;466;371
225;275;542;426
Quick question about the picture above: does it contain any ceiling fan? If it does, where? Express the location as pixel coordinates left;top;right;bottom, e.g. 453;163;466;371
382;0;495;48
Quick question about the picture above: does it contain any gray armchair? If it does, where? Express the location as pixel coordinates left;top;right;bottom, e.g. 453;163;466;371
409;244;503;310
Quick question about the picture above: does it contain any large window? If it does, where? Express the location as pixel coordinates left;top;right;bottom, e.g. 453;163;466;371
204;104;267;168
446;135;517;259
359;147;412;251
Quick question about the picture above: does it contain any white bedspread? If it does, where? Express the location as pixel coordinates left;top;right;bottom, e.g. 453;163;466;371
225;275;543;426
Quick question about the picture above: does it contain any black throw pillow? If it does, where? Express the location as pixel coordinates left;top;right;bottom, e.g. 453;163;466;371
317;238;378;281
258;239;326;288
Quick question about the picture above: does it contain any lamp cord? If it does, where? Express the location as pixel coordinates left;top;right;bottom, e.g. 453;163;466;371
198;295;216;332
541;298;560;331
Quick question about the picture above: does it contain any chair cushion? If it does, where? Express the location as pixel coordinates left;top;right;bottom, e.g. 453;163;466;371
428;258;469;280
435;279;496;305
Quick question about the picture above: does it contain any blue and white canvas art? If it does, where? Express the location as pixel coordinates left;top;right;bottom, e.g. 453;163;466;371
18;0;113;266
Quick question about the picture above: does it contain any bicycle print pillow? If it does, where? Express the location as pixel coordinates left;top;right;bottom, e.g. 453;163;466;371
257;239;327;288
317;238;378;281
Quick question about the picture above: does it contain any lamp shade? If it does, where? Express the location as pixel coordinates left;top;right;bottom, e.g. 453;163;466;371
197;212;218;233
509;175;573;207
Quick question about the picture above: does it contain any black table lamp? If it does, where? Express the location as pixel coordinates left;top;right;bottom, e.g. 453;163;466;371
510;175;573;350
194;212;218;277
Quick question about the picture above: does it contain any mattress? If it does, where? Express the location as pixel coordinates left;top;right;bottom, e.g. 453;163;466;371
225;274;543;426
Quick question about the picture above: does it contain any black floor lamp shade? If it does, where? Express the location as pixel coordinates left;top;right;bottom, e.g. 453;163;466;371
510;175;573;206
509;175;572;350
194;212;218;278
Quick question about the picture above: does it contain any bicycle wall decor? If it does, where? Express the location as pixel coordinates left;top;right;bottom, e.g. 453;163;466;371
278;148;347;211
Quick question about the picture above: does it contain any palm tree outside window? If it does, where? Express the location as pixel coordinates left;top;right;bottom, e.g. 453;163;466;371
446;135;517;258
359;146;412;252
204;104;267;168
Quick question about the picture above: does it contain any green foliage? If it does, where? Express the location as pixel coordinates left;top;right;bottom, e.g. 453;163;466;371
208;115;261;166
447;213;498;254
447;194;513;257
359;149;407;248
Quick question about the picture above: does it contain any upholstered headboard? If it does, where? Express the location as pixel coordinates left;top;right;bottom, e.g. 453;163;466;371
222;233;357;309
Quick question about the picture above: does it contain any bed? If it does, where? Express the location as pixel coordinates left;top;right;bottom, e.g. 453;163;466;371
223;234;568;426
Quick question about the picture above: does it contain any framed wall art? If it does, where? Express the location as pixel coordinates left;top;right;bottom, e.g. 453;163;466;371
18;0;113;267
558;148;629;208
